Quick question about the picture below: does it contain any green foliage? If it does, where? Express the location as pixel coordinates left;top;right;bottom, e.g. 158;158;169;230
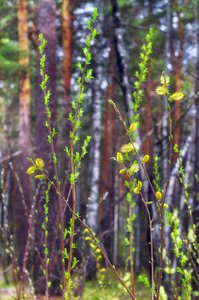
67;9;98;186
21;5;198;300
26;9;100;299
83;228;106;290
165;210;193;300
138;273;150;289
132;28;154;123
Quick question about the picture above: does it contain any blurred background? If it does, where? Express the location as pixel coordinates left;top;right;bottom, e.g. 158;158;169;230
0;0;198;299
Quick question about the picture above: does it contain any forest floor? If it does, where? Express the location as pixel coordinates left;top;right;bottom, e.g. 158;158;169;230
0;279;149;300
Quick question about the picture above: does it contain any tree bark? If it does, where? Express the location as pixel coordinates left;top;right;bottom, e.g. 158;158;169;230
61;0;74;226
98;43;117;257
170;0;184;149
110;0;133;122
62;0;74;106
16;0;32;269
86;19;103;232
34;0;58;295
17;0;31;153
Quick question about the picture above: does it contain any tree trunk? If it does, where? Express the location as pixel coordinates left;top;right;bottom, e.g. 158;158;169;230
86;12;103;232
110;0;133;122
62;0;74;106
170;0;184;149
16;0;32;269
61;0;74;226
34;0;58;295
98;43;117;257
17;0;31;153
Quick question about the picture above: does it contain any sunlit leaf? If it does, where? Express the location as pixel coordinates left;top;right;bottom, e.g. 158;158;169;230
26;166;36;175
35;158;45;170
169;92;184;102
156;86;168;95
35;174;45;179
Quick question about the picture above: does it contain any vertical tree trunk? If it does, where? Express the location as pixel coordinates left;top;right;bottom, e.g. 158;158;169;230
36;0;57;154
98;44;117;257
86;12;103;232
162;0;171;185
17;0;31;152
110;0;133;122
16;0;32;267
62;0;74;106
34;0;58;295
61;0;74;222
170;0;184;149
110;0;146;273
0;70;7;155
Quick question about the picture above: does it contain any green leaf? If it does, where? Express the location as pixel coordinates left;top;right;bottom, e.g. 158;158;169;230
169;92;184;102
92;8;99;21
156;86;168;95
35;174;45;179
116;152;124;163
120;143;134;153
35;158;45;170
160;73;170;85
85;69;94;82
129;122;138;133
127;163;139;176
92;28;98;39
26;166;36;175
119;168;126;175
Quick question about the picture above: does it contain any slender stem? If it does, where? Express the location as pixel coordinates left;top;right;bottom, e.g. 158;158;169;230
139;193;155;300
65;145;77;295
43;173;136;300
157;103;172;299
40;56;66;294
45;232;49;300
149;220;155;300
110;101;160;206
129;202;135;296
156;208;165;300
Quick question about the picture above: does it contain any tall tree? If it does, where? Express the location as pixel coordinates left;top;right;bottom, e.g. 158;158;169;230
62;0;74;106
17;0;31;153
170;0;184;149
110;0;133;122
16;0;32;267
86;2;104;232
99;43;117;257
34;0;58;294
61;0;74;225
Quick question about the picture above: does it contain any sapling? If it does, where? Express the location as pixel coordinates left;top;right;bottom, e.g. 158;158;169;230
109;69;185;300
26;8;137;300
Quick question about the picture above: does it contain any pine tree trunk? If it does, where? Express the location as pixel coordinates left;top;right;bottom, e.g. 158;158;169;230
61;0;74;224
171;0;184;149
62;0;73;106
16;0;32;268
99;44;117;257
17;0;31;152
34;0;58;295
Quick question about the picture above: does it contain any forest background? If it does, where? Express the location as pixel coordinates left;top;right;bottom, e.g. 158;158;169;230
0;0;198;299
